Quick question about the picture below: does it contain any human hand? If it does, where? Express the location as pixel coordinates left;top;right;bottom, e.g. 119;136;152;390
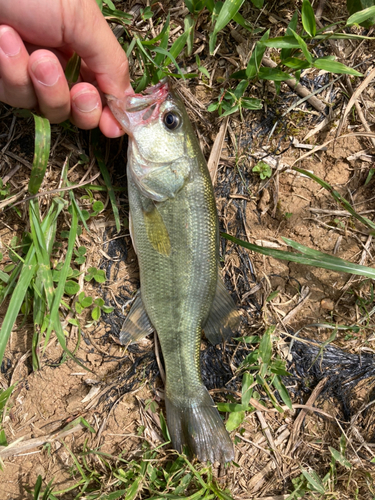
0;0;132;137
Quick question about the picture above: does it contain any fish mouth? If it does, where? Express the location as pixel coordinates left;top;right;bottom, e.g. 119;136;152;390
106;78;171;134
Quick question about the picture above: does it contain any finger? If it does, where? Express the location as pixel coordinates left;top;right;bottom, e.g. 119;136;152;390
28;49;70;124
70;82;102;130
0;25;37;108
99;106;126;138
63;0;133;97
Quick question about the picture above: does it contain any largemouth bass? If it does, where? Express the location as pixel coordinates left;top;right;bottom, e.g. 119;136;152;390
107;79;240;463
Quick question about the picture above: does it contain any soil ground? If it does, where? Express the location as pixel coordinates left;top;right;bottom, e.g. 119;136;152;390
1;1;375;498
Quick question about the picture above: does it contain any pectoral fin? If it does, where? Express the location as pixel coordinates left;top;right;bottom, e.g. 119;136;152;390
120;291;154;345
143;205;171;256
203;279;240;344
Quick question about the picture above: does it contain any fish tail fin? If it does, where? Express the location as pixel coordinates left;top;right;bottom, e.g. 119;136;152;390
165;387;234;464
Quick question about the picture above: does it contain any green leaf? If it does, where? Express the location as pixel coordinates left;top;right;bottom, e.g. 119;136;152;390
65;52;81;86
92;200;104;213
92;128;121;233
313;58;363;76
104;0;116;9
75;302;83;314
217;402;247;412
241;372;253;407
281;10;298;60
230;69;247;80
80;295;93;308
290;29;313;63
102;6;132;24
44;198;78;356
64;280;80;296
85;267;107;284
159;411;170;442
185;15;195;56
163;31;190;67
250;0;264;7
75;246;87;256
101;305;114;314
272;375;293;410
226;410;245;432
259;328;272;365
222;104;239;117
347;4;375;27
0;270;9;284
0;385;15;412
94;297;105;307
245;30;269;79
68;318;79;327
91;306;101;321
0;258;37;367
263;36;301;49
28;115;51;195
329;447;352;469
209;0;246;54
282;57;311;70
222;231;375;279
301;0;316;36
300;468;325;494
241;97;263;110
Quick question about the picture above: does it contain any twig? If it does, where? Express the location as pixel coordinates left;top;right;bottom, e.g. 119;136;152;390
207;116;229;185
285;378;327;456
336;67;375;141
0;423;85;459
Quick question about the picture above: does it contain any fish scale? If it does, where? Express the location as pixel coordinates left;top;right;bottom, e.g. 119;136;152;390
107;79;240;463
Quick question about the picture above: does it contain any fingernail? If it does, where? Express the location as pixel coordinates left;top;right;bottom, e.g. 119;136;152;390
73;90;100;113
0;28;21;57
31;57;60;87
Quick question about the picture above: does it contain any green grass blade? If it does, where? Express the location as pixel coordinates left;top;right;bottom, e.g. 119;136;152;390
263;36;300;49
347;5;375;26
209;0;245;54
301;0;316;37
28;115;51;195
313;58;363;76
289;28;312;63
65;52;81;86
91;128;121;233
0;270;9;284
0;260;37;367
45;199;78;349
142;12;170;46
222;233;375;279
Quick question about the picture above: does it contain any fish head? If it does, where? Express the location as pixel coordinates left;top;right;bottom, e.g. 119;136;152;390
107;79;197;201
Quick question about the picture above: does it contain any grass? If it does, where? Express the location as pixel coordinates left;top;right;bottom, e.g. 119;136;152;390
27;444;234;500
1;0;375;498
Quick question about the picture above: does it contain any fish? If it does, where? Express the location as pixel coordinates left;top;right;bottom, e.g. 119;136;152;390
107;79;240;463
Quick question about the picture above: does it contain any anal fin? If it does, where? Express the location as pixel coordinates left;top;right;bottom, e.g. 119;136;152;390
203;278;240;345
120;291;154;345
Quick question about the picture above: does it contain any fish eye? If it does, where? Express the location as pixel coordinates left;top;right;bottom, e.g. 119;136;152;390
163;111;181;131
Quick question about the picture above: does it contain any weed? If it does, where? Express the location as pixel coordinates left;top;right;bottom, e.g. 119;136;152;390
252;161;272;180
28;443;235;499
